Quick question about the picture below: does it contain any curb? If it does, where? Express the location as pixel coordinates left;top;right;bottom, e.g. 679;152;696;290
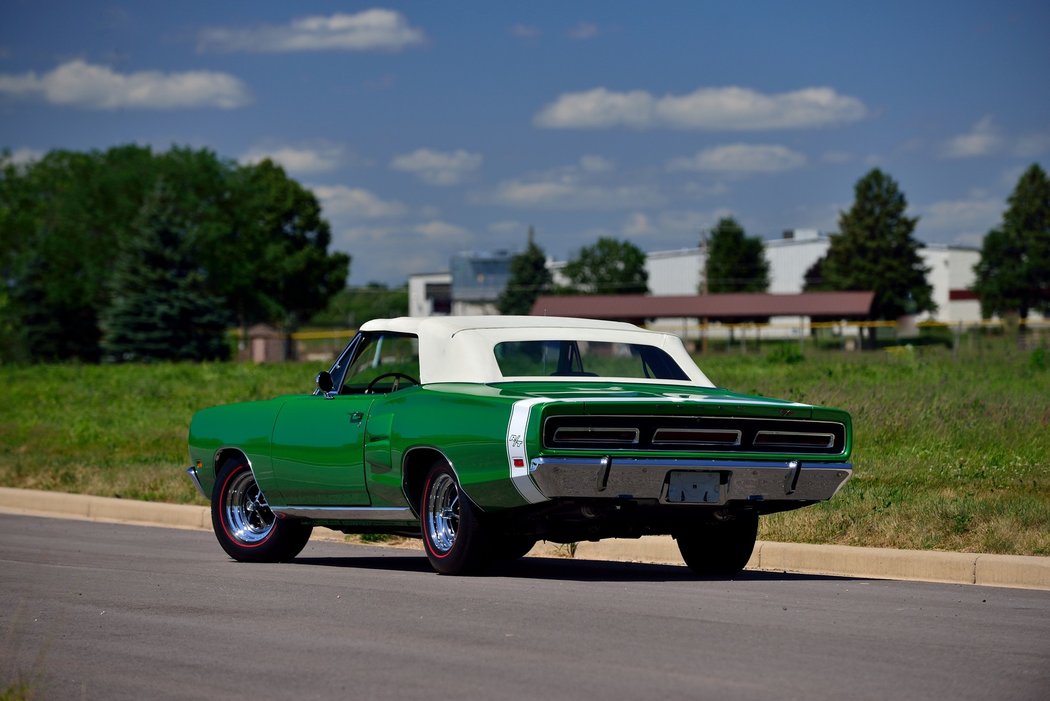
1;487;1047;591
562;538;1050;590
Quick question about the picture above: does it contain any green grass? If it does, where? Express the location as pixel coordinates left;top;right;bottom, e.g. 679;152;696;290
709;341;1050;555
1;340;1047;555
0;361;317;504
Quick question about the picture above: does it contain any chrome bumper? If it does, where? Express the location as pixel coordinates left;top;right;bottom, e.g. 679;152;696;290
186;465;208;500
529;457;851;504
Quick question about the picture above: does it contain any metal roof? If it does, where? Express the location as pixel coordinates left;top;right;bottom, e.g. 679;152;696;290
529;291;875;320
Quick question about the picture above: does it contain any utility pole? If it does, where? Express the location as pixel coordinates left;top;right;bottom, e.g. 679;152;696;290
699;228;709;354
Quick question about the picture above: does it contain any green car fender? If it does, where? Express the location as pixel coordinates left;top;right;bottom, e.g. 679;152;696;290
368;386;537;513
187;397;289;500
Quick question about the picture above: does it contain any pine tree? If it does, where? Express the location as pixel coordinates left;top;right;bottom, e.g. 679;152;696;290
101;181;230;361
973;164;1050;320
809;169;933;344
704;217;770;293
498;226;552;315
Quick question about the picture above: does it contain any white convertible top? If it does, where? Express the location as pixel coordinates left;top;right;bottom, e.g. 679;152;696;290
359;316;713;386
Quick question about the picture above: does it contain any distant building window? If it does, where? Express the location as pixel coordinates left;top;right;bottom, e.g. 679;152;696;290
426;282;452;314
451;251;513;303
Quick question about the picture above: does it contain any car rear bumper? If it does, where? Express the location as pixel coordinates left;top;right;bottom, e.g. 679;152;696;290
528;456;851;504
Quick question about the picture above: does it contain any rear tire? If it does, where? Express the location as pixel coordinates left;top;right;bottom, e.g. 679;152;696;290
488;535;537;562
211;458;312;563
674;513;758;576
421;461;488;575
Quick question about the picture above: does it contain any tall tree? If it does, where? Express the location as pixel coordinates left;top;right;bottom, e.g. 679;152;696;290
310;283;408;327
2;148;145;360
703;217;770;293
806;169;933;344
498;226;552;315
0;146;350;362
210;158;350;332
973;164;1050;320
101;181;230;362
562;237;648;295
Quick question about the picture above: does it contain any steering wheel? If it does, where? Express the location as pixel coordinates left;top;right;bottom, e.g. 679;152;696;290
364;372;420;394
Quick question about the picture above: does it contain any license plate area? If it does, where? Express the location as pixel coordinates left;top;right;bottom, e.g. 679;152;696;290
665;471;723;504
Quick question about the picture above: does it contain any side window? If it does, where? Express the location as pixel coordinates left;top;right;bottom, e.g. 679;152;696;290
326;334;363;392
340;333;420;394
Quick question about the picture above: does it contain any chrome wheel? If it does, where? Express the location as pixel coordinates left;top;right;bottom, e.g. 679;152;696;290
425;472;460;554
221;469;275;545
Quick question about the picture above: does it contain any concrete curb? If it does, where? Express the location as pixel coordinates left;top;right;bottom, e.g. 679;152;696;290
0;487;210;530
1;487;1047;590
562;538;1050;590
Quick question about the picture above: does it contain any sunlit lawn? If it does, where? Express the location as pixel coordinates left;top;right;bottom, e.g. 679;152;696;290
1;337;1047;555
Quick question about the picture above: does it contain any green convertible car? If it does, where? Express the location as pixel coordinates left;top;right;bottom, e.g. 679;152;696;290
187;316;852;575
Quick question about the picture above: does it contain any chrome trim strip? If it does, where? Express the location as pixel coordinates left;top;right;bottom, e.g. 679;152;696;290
652;428;742;446
185;466;208;500
544;413;844;427
532;456;852;471
541;413;845;454
270;506;416;521
553;426;641;444
753;431;835;449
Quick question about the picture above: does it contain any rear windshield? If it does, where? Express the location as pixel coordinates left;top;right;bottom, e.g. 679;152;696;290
493;340;689;381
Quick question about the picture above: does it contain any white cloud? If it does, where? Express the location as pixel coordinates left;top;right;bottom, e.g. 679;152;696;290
667;144;806;174
487;178;663;210
568;22;599;40
389;148;482;185
621;209;732;245
821;150;853;164
240;144;344;174
488;220;528;236
511;24;541;39
942;116;1003;158
681;181;731;199
326;221;472;285
1013;125;1050;158
2;147;44;165
199;9;424;53
0;59;250;109
481;158;662;210
312;185;406;219
413;220;471;242
918;191;1003;242
579;154;614;173
534;86;867;130
623;212;655;237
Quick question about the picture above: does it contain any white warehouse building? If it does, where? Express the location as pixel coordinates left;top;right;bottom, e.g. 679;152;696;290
409;231;984;323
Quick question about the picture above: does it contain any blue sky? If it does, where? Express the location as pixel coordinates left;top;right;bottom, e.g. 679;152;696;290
2;1;1048;285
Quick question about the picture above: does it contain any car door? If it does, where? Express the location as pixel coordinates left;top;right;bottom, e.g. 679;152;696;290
269;330;420;506
269;393;374;505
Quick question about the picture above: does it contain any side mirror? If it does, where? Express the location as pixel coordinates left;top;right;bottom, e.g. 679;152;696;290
316;370;334;394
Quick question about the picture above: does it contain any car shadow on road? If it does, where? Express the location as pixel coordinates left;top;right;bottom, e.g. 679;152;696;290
292;552;865;584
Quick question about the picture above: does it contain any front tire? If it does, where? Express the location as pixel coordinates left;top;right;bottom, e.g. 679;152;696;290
211;458;312;563
674;513;758;577
421;461;488;575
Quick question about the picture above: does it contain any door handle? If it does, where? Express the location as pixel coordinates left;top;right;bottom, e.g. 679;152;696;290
349;412;364;424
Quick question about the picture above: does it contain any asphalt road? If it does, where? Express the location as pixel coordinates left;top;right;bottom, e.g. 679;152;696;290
1;513;1048;701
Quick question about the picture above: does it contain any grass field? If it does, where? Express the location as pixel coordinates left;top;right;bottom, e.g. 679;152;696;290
1;339;1047;555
